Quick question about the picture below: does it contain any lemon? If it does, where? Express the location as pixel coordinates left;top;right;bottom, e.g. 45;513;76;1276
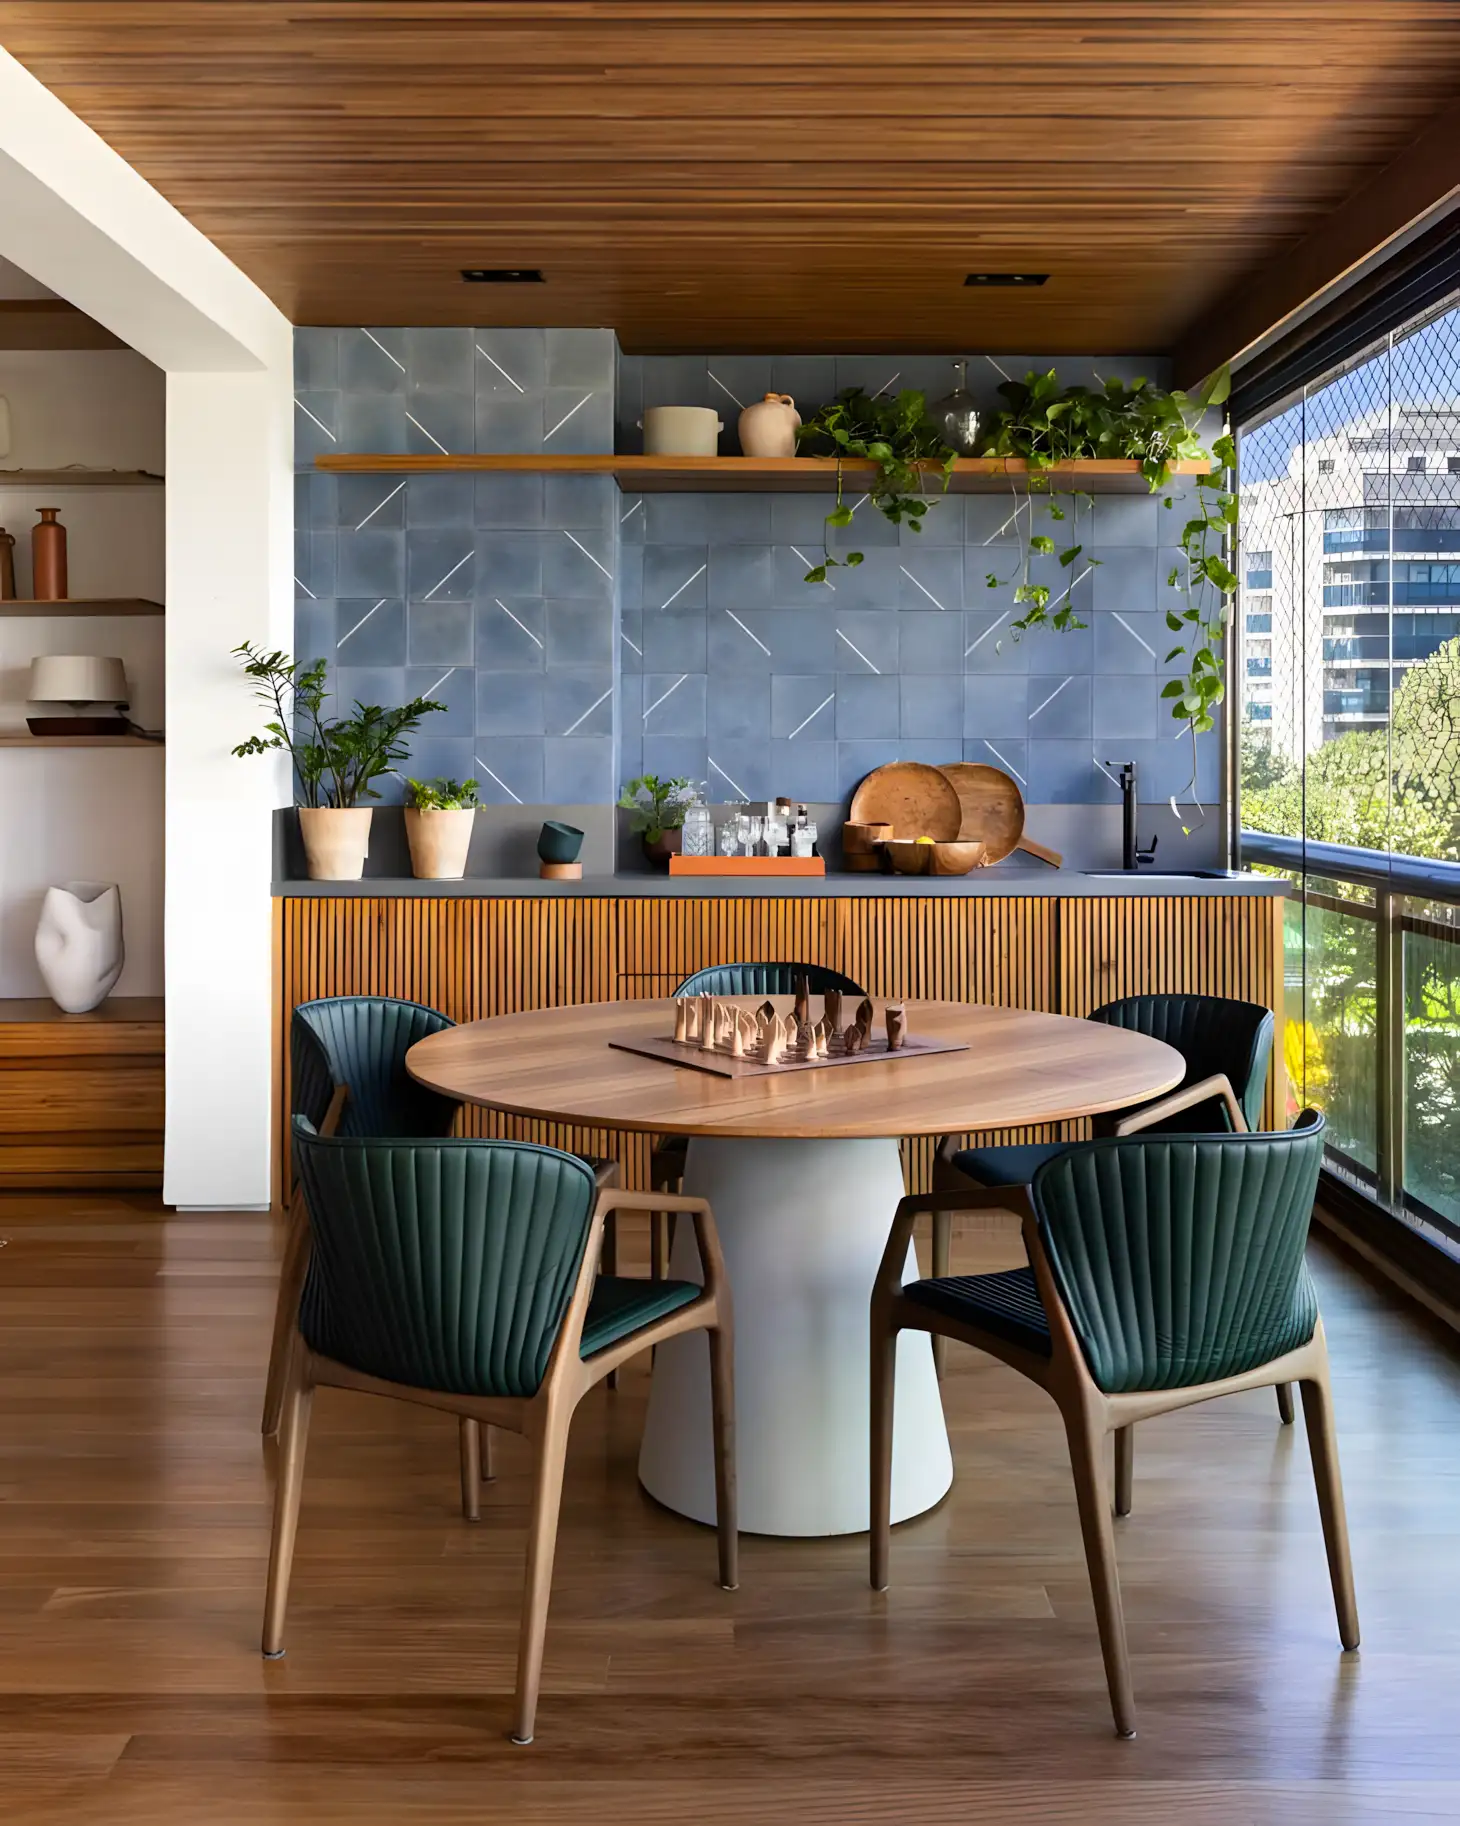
915;835;934;845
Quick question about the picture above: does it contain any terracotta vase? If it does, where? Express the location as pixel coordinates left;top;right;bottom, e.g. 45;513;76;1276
31;508;67;601
405;807;475;880
298;806;373;881
738;393;801;459
0;528;14;601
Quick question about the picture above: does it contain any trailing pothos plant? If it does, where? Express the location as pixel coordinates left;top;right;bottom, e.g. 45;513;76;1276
794;388;959;581
976;366;1237;788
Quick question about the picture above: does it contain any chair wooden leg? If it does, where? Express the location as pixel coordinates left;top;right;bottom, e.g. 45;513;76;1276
1276;1381;1295;1425
601;1212;619;1390
869;1307;899;1591
261;1364;313;1658
261;1197;311;1437
707;1323;739;1591
930;1208;951;1379
459;1418;482;1522
650;1211;668;1282
511;1414;570;1745
1300;1363;1360;1651
1114;1425;1134;1518
1061;1401;1136;1737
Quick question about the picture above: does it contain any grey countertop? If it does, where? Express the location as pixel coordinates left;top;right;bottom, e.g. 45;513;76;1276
275;869;1285;899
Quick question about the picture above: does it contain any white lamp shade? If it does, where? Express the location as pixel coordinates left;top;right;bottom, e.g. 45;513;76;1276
28;654;128;703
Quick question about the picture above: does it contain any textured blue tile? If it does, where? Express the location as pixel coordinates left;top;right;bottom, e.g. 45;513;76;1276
474;596;546;670
335;666;406;715
641;671;707;737
546;329;616;390
964;495;1028;546
341;328;406;393
1147;726;1220;802
706;742;770;803
408;531;476;601
836;673;899;739
708;675;771;743
708;544;773;609
333;473;405;531
618;733;643;783
836;741;904;797
898;739;960;769
1092;545;1158;613
296;469;335;530
475;395;545;454
770;493;841;545
617;543;643;611
706;356;774;431
545;670;615;738
963;609;1028;673
768;738;839;803
295;530;336;601
401;735;477;791
772;674;837;740
294;328;340;391
618;674;642;724
772;543;838;607
1026;674;1092;740
406;391;474;455
295;598;335;668
616;350;642;446
618;493;645;544
901;673;962;740
477;669;544;736
475;533;543;598
336;529;405;599
1092;494;1160;546
965;737;1028;787
643;607;707;672
1156;548;1193;619
473;736;544;805
408;600;474;666
833;611;898;675
898;611;963;673
335;597;405;667
771;356;836;414
407;665;476;735
641;356;711;411
405;327;473;394
1089;741;1155;803
405;473;473;527
1092;678;1159;740
965;673;1030;738
821;545;900;609
543;529;613;600
897;547;964;610
619;609;644;674
1028;739;1100;804
543;389;614;454
546;599;613;668
473;328;545;394
644;494;714;543
707;607;777;674
544;473;616;531
643;545;708;611
642;737;708;786
339;393;408;453
293;393;340;466
761;608;836;672
1095;606;1161;673
474;474;545;528
544;736;615;801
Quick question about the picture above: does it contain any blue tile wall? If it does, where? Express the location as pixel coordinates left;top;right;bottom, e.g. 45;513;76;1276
295;333;1219;808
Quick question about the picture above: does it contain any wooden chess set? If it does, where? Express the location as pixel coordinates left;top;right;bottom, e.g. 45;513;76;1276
608;982;968;1079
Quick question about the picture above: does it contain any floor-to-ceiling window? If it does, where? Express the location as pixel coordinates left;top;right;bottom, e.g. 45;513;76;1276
1239;297;1460;1236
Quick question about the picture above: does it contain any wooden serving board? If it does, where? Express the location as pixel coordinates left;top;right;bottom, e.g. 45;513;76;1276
608;1031;968;1079
848;761;962;841
938;761;1025;863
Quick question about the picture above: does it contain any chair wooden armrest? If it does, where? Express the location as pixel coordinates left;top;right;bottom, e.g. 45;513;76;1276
1113;1072;1247;1136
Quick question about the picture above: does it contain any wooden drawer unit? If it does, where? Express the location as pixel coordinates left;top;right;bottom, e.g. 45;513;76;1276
0;998;164;1187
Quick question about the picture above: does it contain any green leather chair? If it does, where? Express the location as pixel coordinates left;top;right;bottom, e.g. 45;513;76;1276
648;963;867;1273
872;1107;1358;1739
263;1127;737;1746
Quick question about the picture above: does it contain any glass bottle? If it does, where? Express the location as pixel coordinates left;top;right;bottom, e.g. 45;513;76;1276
931;359;981;456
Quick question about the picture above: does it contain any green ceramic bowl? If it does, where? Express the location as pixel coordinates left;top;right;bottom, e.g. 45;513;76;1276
537;819;585;865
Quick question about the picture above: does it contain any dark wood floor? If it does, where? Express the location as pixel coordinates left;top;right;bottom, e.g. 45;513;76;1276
1;1194;1458;1824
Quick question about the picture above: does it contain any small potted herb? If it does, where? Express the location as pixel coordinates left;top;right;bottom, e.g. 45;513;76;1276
231;644;444;880
618;773;690;868
405;777;479;880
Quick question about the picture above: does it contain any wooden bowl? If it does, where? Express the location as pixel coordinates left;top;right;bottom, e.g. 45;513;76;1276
883;839;935;875
929;839;988;876
842;820;892;855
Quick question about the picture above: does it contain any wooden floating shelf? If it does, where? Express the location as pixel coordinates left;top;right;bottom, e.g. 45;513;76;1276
0;734;164;748
314;453;1209;496
0;469;164;488
0;598;163;616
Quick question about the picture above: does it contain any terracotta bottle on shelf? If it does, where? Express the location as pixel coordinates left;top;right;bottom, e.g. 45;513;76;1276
0;527;15;601
31;507;67;601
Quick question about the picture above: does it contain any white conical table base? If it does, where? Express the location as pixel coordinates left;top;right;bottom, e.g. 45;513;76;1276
638;1136;953;1537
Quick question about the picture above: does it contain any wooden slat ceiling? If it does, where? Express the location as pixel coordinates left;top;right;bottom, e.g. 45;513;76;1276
3;1;1460;355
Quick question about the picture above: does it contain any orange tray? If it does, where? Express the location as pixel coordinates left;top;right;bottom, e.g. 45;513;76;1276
668;855;826;877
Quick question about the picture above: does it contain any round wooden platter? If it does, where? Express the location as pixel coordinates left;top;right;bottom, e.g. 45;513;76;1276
406;997;1184;1141
847;761;962;841
938;761;1025;864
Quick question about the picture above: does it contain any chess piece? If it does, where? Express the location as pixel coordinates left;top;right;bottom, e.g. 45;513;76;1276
793;973;811;1029
700;995;716;1043
683;998;700;1043
717;1003;736;1049
855;997;875;1037
823;989;843;1031
758;999;776;1024
764;1021;786;1066
737;1008;758;1053
844;1021;865;1055
674;999;690;1044
812;1018;829;1059
730;1017;745;1058
797;1020;814;1058
885;1003;907;1051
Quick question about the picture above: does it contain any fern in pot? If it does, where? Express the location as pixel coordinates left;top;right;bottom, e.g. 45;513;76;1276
231;644;445;880
404;777;479;880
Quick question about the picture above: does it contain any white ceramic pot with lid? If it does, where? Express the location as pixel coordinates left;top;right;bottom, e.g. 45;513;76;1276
640;406;723;456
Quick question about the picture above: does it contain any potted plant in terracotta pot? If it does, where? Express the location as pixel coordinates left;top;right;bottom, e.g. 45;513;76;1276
618;773;690;868
231;644;445;881
404;776;479;880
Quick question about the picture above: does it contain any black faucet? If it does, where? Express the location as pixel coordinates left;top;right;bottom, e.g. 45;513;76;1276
1112;761;1158;871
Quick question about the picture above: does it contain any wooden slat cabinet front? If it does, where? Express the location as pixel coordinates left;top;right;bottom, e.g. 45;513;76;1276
276;892;1283;1199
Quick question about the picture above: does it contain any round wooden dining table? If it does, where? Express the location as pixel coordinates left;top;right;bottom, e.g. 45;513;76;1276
407;997;1183;1538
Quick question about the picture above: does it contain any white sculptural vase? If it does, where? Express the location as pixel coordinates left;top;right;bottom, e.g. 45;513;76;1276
35;881;125;1013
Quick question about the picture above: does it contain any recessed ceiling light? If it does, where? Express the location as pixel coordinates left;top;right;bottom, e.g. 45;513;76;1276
461;268;544;284
964;273;1049;287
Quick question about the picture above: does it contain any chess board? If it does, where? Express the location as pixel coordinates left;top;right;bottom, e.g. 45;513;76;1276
608;1030;968;1079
